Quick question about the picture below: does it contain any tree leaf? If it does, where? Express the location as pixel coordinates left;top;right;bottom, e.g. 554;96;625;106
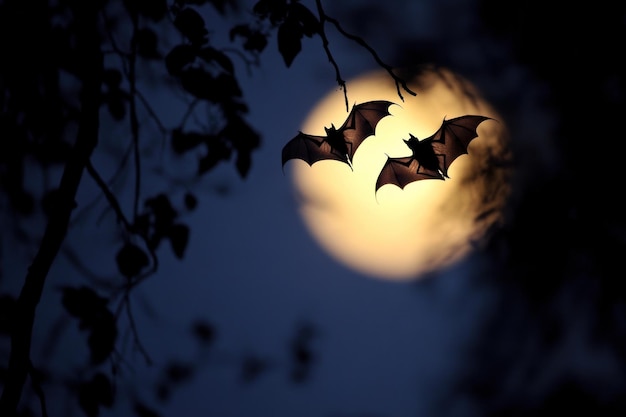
104;90;127;121
253;0;288;25
135;28;161;59
236;150;251;178
179;67;215;100
102;68;123;86
191;319;215;344
168;223;190;259
135;0;168;21
291;2;320;37
164;361;194;384
174;7;209;46
171;129;208;154
277;19;302;67
184;193;198;211
87;310;117;364
78;373;115;417
115;243;150;278
230;24;268;53
197;47;234;74
61;286;108;322
165;44;197;76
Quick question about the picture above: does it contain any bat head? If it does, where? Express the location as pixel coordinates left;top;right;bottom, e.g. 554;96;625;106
403;134;419;149
324;124;337;136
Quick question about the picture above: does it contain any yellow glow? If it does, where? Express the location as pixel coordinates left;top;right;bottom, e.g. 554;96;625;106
288;66;510;281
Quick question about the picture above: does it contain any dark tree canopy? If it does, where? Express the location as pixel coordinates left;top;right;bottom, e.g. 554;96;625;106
0;1;413;416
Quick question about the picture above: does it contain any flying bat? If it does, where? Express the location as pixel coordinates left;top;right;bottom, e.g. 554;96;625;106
282;100;395;170
375;115;493;191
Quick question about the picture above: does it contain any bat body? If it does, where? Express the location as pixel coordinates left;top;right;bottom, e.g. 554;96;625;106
375;115;492;191
282;100;395;170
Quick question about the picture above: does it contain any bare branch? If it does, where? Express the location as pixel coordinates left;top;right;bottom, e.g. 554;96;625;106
129;9;141;222
86;159;159;289
85;160;132;230
123;293;153;366
328;17;416;100
135;89;168;136
315;0;349;111
315;0;417;105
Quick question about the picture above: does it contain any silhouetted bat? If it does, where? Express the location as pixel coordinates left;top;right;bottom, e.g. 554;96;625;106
282;100;395;170
375;115;492;191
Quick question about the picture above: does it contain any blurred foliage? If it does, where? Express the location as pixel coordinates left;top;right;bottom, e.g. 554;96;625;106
0;0;331;416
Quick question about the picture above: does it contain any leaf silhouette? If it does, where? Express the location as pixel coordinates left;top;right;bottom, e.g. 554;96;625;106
116;243;150;279
171;129;207;154
291;2;320;37
191;319;215;345
198;47;234;74
135;28;161;59
174;7;209;46
61;286;108;321
78;373;115;417
253;0;288;25
184;193;198;211
87;309;118;364
168;223;189;259
278;19;302;67
229;24;268;53
165;44;197;76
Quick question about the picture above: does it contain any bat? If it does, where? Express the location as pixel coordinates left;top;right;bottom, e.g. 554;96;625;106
375;115;493;192
282;100;395;170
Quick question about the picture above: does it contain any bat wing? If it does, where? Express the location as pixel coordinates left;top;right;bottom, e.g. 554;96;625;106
427;115;491;177
281;132;345;168
375;156;444;191
340;100;394;161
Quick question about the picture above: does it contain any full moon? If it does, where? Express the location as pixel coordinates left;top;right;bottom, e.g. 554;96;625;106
286;66;510;281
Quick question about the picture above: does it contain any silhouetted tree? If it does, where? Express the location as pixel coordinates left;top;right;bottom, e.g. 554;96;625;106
0;1;413;416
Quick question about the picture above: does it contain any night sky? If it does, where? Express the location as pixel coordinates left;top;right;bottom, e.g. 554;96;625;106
3;1;626;417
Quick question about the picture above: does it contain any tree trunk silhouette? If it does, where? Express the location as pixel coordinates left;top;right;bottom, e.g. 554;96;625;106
0;2;103;415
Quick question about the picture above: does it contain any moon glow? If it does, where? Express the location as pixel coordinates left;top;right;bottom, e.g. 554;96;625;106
288;66;510;281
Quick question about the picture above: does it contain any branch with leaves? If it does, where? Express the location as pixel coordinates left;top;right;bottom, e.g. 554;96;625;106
0;1;419;416
249;0;416;110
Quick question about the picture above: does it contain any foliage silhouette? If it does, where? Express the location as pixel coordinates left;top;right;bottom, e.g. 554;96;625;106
0;1;411;416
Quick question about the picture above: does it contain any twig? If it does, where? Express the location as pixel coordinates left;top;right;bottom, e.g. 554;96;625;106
123;292;153;366
314;0;417;106
324;14;416;101
85;160;132;230
86;159;159;287
135;89;168;136
179;98;202;128
314;0;348;111
129;9;141;222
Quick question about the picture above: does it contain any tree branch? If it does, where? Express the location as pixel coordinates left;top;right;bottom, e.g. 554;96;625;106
314;0;417;109
85;159;132;231
323;14;417;101
129;8;141;222
315;0;348;111
0;3;103;415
